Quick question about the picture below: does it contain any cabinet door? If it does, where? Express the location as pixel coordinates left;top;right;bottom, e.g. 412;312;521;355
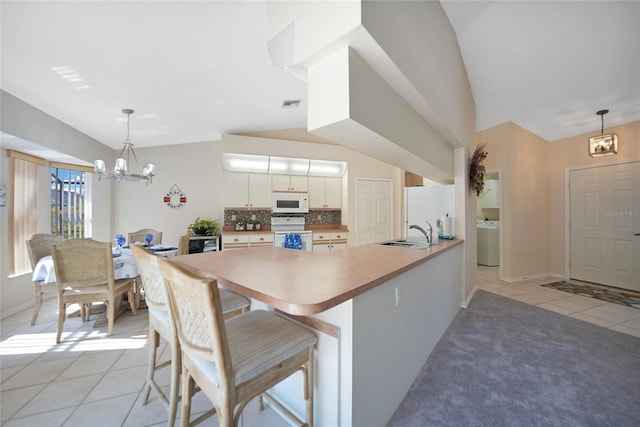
272;175;291;192
224;172;249;207
272;175;308;192
312;243;332;253
308;177;326;208
324;177;342;208
248;174;272;208
289;176;308;192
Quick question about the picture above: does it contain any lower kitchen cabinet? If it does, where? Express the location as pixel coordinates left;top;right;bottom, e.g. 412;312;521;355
222;233;274;250
312;231;348;252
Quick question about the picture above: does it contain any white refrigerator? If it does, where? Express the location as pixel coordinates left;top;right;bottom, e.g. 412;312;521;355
404;185;455;239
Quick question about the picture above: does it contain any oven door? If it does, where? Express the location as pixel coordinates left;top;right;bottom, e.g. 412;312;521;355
274;232;312;251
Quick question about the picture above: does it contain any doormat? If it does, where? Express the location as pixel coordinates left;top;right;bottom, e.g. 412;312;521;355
541;281;640;309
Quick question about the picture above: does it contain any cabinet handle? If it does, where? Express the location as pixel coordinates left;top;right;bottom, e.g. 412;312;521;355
233;238;239;242
336;234;341;238
259;237;264;241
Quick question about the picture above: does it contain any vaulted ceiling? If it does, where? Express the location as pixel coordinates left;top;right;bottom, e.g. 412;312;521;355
2;1;638;156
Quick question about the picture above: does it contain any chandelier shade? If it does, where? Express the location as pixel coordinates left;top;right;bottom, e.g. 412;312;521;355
94;109;156;184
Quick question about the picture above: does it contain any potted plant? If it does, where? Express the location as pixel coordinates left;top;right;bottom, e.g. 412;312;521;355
189;217;220;236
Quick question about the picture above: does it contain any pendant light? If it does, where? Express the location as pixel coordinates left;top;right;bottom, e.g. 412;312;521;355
94;109;156;184
588;109;618;157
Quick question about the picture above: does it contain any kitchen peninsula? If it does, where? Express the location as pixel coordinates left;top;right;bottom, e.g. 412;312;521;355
174;239;463;426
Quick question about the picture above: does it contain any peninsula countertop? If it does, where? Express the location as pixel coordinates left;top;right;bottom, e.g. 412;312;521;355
173;239;463;316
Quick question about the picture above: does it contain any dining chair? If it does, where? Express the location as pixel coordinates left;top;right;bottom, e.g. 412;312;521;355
26;233;64;325
158;258;317;427
176;231;193;256
128;228;162;245
131;245;251;427
51;239;138;343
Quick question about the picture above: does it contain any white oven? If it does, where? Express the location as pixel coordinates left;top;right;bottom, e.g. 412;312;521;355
272;192;309;214
271;217;313;252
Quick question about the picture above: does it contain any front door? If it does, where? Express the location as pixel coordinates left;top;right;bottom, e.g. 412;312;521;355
569;161;640;291
356;178;392;246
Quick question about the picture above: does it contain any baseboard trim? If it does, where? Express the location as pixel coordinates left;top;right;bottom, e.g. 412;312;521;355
502;272;555;283
461;285;478;309
0;293;54;321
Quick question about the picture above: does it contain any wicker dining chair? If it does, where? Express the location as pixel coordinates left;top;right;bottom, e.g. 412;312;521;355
158;258;316;427
176;231;193;256
51;239;138;343
26;233;65;325
128;228;162;245
131;245;250;427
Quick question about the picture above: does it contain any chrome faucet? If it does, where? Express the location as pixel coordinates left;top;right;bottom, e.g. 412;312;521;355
409;221;433;246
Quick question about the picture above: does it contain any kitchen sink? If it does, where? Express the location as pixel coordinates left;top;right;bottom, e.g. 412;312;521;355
376;239;433;249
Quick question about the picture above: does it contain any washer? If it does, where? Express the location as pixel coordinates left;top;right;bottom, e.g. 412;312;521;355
477;220;500;266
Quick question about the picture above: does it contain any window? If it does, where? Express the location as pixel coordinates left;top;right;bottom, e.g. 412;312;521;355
7;150;44;276
50;163;91;239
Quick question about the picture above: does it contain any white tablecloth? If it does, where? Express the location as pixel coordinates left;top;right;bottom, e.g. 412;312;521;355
32;245;178;284
32;250;139;284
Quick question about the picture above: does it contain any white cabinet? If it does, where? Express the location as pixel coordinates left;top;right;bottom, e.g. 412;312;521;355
309;177;342;209
480;179;501;209
222;232;273;250
224;172;272;208
312;231;348;252
272;175;308;192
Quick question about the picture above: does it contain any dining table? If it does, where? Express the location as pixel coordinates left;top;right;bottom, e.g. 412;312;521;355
32;244;178;326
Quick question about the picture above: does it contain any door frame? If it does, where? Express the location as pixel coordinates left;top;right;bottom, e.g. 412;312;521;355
355;177;393;246
564;159;640;281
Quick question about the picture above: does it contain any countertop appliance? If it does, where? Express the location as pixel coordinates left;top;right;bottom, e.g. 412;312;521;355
272;192;309;214
271;216;312;251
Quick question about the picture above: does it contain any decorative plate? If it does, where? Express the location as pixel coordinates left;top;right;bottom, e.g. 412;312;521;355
164;184;186;209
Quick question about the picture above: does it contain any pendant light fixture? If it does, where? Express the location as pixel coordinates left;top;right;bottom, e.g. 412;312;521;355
588;109;618;157
94;109;156;184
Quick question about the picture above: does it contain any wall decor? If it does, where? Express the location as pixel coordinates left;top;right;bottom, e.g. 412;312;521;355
164;184;186;209
469;143;488;196
0;184;6;207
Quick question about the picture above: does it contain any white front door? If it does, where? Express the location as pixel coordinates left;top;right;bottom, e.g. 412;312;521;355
570;161;640;291
357;178;392;246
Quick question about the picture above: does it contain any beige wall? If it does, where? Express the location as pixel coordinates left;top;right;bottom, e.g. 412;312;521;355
0;92;114;316
549;120;640;276
478;119;640;281
477;122;551;281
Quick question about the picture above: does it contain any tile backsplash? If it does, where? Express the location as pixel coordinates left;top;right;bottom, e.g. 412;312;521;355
224;208;341;228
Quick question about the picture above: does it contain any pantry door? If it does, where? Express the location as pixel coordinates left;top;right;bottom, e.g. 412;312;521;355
357;178;392;246
570;161;640;291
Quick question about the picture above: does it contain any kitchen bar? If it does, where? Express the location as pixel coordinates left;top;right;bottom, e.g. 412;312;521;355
174;239;463;426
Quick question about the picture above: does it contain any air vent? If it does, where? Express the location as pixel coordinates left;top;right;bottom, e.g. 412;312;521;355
281;99;301;109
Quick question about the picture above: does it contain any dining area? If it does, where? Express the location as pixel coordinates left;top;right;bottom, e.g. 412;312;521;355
11;229;318;427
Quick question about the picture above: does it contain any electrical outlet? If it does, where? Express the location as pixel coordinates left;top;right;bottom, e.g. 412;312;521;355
231;214;236;221
251;214;256;221
395;286;401;306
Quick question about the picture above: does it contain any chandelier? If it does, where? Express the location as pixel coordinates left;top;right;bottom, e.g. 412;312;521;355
588;109;618;157
94;109;156;184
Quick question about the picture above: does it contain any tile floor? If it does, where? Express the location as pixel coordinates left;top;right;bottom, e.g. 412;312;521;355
0;299;288;427
2;268;640;426
476;265;640;338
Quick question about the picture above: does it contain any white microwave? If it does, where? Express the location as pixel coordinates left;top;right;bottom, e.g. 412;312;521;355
272;192;309;214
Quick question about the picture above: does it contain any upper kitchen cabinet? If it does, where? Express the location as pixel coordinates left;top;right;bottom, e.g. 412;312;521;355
309;176;342;209
224;172;272;208
272;175;309;192
480;179;501;209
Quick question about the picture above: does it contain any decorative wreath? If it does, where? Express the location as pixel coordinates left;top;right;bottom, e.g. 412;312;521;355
469;144;488;196
164;184;187;209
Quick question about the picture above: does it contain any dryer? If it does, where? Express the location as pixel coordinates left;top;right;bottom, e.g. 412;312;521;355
477;220;500;266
